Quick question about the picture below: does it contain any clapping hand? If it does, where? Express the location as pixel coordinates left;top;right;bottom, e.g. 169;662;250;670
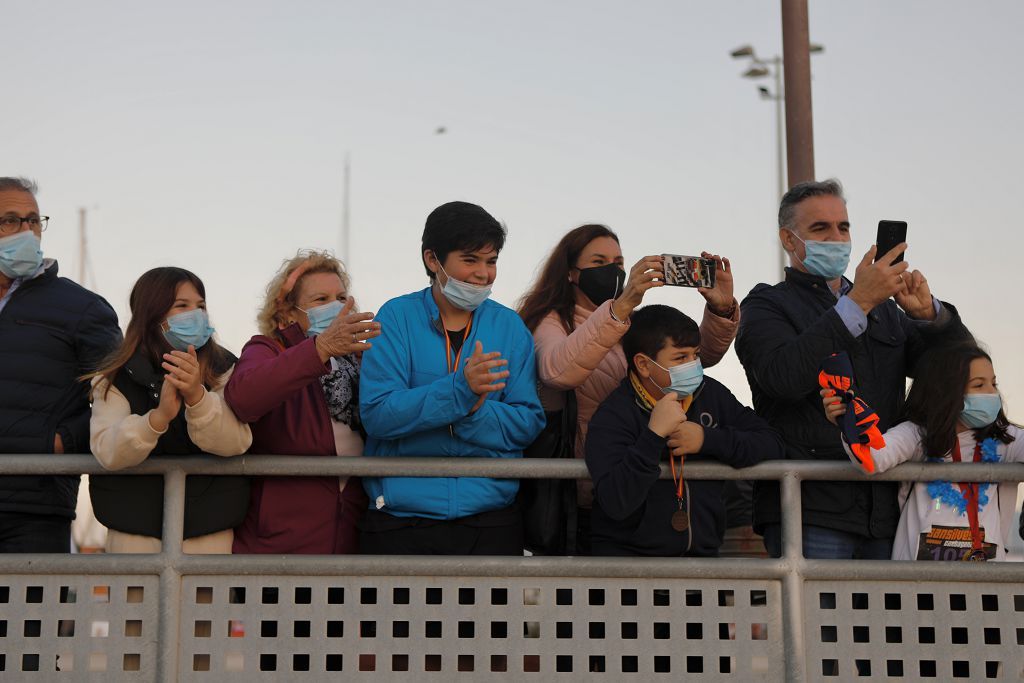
162;345;204;406
315;298;382;362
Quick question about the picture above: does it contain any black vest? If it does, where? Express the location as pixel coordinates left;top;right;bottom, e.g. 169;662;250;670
89;352;250;539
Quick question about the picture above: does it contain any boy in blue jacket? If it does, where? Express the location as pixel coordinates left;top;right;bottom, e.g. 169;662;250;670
358;201;545;555
585;304;784;556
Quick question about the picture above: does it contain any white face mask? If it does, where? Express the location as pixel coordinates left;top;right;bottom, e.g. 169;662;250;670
437;263;492;311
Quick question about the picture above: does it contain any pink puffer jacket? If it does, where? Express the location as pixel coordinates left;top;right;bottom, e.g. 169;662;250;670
532;291;739;508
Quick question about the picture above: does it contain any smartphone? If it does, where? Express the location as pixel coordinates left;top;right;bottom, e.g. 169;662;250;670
875;220;908;264
662;254;716;288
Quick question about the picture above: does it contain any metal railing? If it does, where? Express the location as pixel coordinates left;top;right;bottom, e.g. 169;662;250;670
2;454;1023;682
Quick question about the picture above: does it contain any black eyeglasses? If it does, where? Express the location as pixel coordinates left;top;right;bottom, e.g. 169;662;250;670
0;215;49;236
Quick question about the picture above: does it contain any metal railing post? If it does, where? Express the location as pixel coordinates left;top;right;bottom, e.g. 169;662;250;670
156;467;186;683
780;471;805;683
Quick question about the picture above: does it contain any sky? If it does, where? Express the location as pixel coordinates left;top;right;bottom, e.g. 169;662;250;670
7;0;1024;412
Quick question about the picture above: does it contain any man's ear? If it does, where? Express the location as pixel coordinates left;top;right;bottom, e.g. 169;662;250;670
423;250;440;277
633;353;652;379
779;228;797;254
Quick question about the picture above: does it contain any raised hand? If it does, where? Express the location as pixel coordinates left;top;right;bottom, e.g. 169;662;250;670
162;344;204;406
611;255;664;321
648;391;686;437
667;421;705;456
149;374;183;432
464;340;509;397
315;298;382;362
698;251;735;316
847;243;910;314
894;269;935;321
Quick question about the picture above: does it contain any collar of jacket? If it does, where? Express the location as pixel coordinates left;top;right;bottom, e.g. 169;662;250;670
13;258;58;293
123;350;163;389
419;285;485;337
783;266;852;297
275;322;308;348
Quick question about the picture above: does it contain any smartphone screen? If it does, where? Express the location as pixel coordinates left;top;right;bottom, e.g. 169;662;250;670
875;220;908;264
662;254;716;288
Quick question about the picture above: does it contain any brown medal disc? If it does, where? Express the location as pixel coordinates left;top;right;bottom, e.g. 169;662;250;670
962;549;988;562
671;510;689;532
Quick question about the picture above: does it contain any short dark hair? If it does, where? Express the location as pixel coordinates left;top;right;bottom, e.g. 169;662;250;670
778;178;845;229
622;305;701;372
421;201;507;279
0;177;38;196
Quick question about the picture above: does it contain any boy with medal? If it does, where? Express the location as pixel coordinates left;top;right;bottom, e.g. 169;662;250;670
585;305;785;557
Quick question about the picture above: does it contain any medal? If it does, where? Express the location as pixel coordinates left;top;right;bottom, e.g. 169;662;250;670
669;450;688;533
671;508;689;532
962;549;988;562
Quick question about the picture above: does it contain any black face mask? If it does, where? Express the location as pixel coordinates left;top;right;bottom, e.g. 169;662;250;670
576;263;626;306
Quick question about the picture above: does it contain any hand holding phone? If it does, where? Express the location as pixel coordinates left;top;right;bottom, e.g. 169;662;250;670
875;220;907;265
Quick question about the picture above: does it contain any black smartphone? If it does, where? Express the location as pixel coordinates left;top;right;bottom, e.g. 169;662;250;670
662;254;716;288
875;220;908;264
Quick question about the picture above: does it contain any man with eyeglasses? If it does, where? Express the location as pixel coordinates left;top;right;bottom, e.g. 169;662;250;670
0;177;121;553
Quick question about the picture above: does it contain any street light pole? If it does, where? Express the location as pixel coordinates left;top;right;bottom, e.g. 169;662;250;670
731;44;823;279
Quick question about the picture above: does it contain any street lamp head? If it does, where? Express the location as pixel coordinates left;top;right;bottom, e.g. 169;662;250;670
743;66;770;79
809;43;824;54
730;45;754;58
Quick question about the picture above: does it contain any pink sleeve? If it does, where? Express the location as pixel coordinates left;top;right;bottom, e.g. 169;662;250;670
697;301;739;368
533;301;629;391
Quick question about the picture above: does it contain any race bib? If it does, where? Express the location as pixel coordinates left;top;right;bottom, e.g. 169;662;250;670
916;525;997;561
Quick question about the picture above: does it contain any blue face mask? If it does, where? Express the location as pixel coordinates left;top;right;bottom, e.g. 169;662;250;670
439;264;492;312
961;393;1002;429
162;309;214;351
789;231;851;280
0;230;44;279
650;358;704;397
298;300;344;337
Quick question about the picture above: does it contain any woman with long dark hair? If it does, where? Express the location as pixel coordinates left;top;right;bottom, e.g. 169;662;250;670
517;225;739;553
88;267;251;553
825;342;1023;561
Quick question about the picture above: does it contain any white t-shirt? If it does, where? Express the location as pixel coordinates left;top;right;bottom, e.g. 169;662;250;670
846;423;1024;561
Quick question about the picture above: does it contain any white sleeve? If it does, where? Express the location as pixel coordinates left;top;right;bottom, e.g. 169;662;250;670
89;377;163;470
842;421;924;474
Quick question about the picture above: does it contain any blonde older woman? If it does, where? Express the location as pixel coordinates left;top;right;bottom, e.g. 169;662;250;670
225;250;381;554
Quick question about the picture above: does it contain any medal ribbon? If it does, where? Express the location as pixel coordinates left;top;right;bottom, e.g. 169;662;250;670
951;439;985;552
670;449;685;508
442;316;473;374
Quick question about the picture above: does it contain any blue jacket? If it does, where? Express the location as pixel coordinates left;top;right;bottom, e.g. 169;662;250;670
359;287;545;520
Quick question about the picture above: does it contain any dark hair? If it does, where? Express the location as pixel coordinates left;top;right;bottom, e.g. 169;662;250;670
517;224;619;333
778;178;845;229
903;342;1015;457
421;201;506;279
622;305;701;373
89;267;232;398
0;177;38;195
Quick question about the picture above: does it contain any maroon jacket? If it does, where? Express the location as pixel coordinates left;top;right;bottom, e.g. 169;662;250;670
225;323;366;554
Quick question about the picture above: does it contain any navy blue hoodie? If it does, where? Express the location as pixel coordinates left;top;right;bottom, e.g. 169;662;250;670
585;375;784;557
